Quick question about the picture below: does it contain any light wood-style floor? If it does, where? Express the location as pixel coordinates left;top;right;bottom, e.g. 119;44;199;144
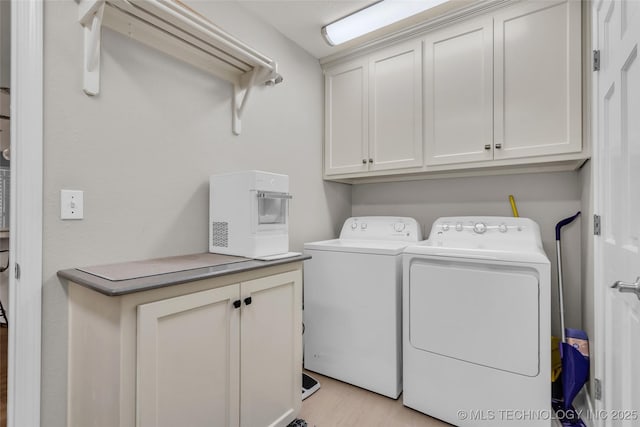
299;371;452;427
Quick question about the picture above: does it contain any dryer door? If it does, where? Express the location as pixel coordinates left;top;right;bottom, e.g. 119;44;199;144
408;257;540;377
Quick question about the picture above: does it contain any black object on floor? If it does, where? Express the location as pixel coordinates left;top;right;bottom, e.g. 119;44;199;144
302;372;320;400
287;419;307;427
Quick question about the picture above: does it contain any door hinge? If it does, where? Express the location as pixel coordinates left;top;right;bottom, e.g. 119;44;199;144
593;50;601;71
14;262;20;279
594;378;602;400
594;214;601;236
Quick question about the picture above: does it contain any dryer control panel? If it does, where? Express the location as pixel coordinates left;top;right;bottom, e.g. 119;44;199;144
429;216;544;251
339;216;422;242
435;218;524;235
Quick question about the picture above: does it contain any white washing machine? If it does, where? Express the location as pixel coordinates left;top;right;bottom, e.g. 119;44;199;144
303;216;422;398
403;217;551;426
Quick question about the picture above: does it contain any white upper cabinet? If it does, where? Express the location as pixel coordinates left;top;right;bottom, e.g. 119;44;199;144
424;17;493;166
493;0;582;160
324;59;369;175
325;40;423;176
323;0;584;182
369;40;423;171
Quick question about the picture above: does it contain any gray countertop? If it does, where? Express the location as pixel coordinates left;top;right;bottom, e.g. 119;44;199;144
58;253;310;296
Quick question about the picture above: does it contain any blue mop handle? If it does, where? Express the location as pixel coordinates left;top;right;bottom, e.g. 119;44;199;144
555;212;581;241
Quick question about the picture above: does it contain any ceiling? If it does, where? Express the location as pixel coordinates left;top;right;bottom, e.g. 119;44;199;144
236;0;380;59
237;0;474;60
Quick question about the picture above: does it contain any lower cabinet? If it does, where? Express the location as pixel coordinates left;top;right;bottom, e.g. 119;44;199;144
136;285;241;427
239;273;301;427
68;265;303;427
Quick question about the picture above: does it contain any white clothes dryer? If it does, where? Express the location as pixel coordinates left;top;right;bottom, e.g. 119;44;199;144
403;217;551;426
303;216;422;398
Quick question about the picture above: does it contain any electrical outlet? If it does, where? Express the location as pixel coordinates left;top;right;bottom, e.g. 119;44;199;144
60;190;84;220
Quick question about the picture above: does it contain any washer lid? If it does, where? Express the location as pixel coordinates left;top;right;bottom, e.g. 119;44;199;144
304;239;413;255
403;241;549;264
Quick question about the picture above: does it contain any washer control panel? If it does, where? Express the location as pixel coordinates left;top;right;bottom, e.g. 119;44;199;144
340;216;423;241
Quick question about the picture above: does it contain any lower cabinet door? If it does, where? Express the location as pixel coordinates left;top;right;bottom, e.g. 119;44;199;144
240;271;302;427
136;285;241;427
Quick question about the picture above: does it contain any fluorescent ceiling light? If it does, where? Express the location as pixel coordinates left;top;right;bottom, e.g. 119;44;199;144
322;0;449;46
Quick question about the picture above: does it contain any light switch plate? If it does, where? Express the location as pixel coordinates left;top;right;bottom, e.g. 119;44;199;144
61;190;84;220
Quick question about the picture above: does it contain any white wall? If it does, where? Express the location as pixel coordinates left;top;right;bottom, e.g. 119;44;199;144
352;171;583;336
42;1;351;425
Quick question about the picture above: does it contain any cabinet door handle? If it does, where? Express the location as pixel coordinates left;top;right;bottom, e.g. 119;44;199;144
362;159;367;164
368;158;373;163
244;296;252;306
495;143;502;149
484;144;491;150
233;300;241;309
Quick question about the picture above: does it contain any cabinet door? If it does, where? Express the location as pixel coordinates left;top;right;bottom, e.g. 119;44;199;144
424;17;493;166
137;285;240;427
324;59;369;175
240;270;302;427
494;0;581;160
369;39;423;171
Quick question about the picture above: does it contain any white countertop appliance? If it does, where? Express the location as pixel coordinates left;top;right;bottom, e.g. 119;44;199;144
402;216;551;426
303;216;422;398
209;170;291;258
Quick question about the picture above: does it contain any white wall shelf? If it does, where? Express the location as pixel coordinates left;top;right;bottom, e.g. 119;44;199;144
77;0;283;135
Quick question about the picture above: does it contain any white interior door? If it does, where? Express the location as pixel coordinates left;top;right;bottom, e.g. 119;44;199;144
9;2;43;427
595;1;640;425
